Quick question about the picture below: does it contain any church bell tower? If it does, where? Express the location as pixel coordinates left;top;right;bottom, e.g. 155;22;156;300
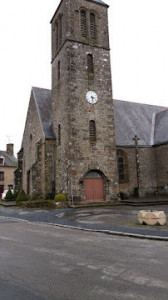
51;0;119;202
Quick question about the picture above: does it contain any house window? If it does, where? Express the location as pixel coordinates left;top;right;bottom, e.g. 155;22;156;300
58;124;61;145
87;54;94;73
81;9;87;38
0;157;4;165
0;172;4;181
8;185;13;190
89;120;96;143
117;150;129;183
58;61;60;80
90;13;96;40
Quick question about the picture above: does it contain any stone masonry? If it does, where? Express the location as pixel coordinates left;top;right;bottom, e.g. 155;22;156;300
15;0;168;201
51;0;119;201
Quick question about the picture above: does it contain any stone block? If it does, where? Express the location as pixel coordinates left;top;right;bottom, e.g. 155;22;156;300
138;210;166;226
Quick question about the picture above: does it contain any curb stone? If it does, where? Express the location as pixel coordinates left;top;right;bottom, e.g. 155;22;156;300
0;215;168;242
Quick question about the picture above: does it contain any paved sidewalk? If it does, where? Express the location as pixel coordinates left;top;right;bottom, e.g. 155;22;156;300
0;204;168;240
55;204;168;241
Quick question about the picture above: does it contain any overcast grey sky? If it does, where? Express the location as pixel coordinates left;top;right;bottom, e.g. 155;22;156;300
0;0;168;155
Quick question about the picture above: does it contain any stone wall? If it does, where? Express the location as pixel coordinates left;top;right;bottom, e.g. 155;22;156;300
117;146;157;197
17;93;56;198
21;92;45;196
139;147;157;196
44;140;56;199
51;0;119;202
0;166;16;191
14;148;23;193
155;144;168;194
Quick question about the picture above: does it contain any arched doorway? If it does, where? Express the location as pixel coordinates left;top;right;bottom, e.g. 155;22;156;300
84;170;104;202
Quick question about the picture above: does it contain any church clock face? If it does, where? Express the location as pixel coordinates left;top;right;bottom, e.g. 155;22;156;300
86;91;98;104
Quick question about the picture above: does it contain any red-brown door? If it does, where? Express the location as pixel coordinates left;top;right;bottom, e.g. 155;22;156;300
84;178;104;202
0;185;4;199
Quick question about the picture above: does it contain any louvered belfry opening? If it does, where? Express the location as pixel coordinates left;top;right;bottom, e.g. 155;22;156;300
87;54;94;73
55;21;58;52
81;10;87;37
59;15;62;47
89;120;96;142
90;13;96;40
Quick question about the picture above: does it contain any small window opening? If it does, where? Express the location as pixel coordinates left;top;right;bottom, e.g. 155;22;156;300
90;13;96;40
58;61;60;80
87;54;94;73
89;120;96;142
81;10;87;38
0;157;4;165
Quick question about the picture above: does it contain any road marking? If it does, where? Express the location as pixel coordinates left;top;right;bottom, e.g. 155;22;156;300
89;285;98;296
101;272;110;280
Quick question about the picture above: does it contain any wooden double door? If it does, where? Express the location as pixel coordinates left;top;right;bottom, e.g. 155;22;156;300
84;178;104;202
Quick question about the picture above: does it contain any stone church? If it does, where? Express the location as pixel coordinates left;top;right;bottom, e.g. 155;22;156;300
15;0;168;202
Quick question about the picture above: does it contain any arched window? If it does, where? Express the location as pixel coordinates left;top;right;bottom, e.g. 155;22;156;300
117;150;129;183
90;13;96;40
87;54;94;73
58;124;61;145
89;120;96;143
81;9;87;38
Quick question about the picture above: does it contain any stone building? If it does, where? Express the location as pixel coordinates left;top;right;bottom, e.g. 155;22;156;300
15;0;168;201
0;144;17;198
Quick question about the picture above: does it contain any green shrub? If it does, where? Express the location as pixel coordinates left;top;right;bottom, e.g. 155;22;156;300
16;190;28;202
13;191;19;200
5;189;14;201
54;194;66;202
18;200;56;208
30;193;44;201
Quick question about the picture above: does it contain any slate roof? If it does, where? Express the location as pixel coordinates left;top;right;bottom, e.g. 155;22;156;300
0;151;17;167
89;0;108;7
154;108;168;145
32;87;55;140
32;87;168;147
113;100;166;146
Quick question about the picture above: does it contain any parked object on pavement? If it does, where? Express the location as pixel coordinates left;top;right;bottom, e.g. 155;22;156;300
2;189;14;200
138;210;167;226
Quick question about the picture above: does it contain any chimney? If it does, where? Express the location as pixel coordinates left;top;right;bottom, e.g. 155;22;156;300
6;144;14;156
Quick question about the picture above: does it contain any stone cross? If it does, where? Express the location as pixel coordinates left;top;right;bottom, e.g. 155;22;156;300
133;135;140;196
133;135;140;148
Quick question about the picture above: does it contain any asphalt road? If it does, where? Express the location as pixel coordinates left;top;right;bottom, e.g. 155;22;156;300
0;217;168;300
1;205;168;238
